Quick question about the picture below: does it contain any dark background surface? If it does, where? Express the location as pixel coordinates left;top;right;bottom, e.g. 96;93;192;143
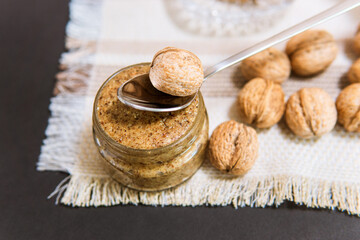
1;0;359;239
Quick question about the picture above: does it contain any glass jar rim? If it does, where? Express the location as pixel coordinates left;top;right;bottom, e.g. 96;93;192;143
92;62;205;155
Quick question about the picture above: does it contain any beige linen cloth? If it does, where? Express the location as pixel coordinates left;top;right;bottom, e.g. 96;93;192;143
38;0;360;214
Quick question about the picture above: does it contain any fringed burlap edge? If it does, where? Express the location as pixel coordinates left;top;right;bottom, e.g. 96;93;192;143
48;173;360;216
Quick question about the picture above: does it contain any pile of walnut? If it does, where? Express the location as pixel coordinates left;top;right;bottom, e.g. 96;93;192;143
148;28;360;176
209;27;360;176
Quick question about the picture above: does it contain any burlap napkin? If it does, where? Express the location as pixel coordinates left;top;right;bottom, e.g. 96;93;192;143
38;0;360;214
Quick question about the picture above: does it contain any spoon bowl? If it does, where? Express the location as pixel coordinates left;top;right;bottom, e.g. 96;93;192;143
118;73;196;112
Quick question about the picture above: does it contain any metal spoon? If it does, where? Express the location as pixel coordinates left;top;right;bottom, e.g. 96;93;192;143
118;0;360;112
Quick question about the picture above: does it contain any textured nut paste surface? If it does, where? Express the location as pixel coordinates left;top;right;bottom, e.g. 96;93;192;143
96;65;199;149
149;47;204;96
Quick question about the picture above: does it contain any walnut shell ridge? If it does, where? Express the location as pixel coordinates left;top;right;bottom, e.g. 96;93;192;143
149;47;204;96
237;78;285;128
286;30;338;76
240;47;291;84
336;83;360;132
347;58;360;83
285;88;337;138
209;120;259;175
354;25;360;55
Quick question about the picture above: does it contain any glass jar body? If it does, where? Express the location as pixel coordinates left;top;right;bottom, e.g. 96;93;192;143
92;63;209;191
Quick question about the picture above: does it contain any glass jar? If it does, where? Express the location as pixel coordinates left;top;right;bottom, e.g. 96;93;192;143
92;63;209;191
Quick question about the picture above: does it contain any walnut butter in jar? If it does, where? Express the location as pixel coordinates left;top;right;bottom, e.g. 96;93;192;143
92;63;209;191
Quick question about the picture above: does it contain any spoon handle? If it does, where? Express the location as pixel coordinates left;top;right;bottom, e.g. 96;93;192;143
204;0;360;80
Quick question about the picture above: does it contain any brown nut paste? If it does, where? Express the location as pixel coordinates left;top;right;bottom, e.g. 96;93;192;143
96;65;199;149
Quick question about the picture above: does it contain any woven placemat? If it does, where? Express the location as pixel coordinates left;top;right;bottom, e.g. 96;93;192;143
38;0;360;214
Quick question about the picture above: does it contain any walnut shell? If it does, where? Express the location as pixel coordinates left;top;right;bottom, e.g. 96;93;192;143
237;78;285;128
209;120;259;175
336;83;360;132
286;30;338;76
240;47;291;84
354;25;360;55
149;47;204;96
348;58;360;84
285;88;337;138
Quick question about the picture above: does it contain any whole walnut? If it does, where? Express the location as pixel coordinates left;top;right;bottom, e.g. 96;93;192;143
237;78;285;128
336;83;360;132
354;25;360;55
149;47;204;97
347;58;360;83
286;30;338;76
240;47;291;84
285;88;337;138
209;120;259;175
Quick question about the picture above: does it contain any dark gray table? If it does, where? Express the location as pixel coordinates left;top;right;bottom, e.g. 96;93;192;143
1;0;359;239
